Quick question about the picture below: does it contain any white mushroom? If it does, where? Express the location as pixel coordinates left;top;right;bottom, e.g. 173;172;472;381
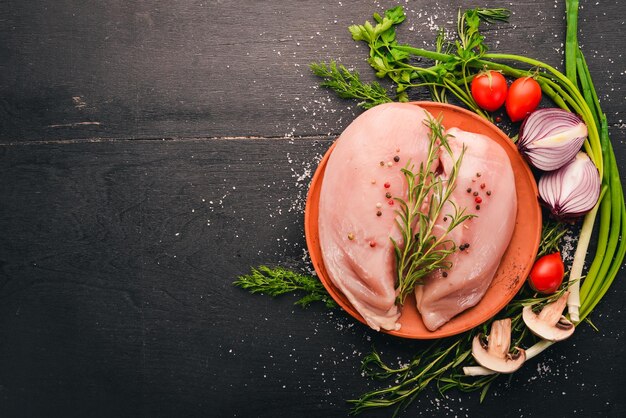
471;318;526;373
522;291;575;342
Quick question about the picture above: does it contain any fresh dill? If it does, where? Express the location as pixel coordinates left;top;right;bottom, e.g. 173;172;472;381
233;266;337;308
309;61;392;109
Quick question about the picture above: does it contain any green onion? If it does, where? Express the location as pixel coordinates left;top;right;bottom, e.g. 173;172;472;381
565;0;579;84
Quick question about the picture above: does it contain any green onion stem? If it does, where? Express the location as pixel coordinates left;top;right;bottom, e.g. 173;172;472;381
580;123;612;303
567;203;600;322
573;44;625;322
534;78;570;110
576;55;598;123
579;185;610;302
565;0;580;84
535;74;584;116
579;143;626;320
577;49;603;119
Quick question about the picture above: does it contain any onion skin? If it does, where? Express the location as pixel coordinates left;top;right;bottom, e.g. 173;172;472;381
538;152;601;219
518;108;588;171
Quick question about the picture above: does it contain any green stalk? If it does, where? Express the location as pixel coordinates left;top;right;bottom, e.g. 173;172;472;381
567;204;600;322
579;143;626;320
576;54;598;123
572;40;625;321
580;120;612;302
393;44;457;63
534;74;583;115
565;0;579;83
443;78;489;118
579;184;610;301
534;78;570;110
577;49;603;118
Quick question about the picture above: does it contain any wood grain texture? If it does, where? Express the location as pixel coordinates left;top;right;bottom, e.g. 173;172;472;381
1;136;625;417
1;0;625;417
1;0;624;141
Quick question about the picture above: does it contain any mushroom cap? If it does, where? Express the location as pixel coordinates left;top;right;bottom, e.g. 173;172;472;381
522;305;575;342
471;334;526;373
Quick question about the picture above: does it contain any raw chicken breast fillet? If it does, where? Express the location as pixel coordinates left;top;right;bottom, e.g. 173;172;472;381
318;103;435;331
415;127;517;331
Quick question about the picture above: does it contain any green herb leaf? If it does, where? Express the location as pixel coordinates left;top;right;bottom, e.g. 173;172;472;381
233;266;336;308
310;61;392;109
537;220;569;258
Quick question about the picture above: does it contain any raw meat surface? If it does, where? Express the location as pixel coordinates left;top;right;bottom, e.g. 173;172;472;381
415;127;517;331
318;103;434;331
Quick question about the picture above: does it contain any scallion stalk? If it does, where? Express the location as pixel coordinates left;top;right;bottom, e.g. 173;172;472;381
565;0;580;84
567;205;599;322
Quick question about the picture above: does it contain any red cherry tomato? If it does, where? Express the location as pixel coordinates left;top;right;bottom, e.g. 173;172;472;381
471;71;508;112
505;76;542;122
528;252;565;294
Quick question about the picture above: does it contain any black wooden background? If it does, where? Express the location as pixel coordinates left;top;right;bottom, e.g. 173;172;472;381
1;1;625;417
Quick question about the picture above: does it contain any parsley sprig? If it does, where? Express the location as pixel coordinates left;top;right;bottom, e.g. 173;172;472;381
350;289;564;417
314;6;510;119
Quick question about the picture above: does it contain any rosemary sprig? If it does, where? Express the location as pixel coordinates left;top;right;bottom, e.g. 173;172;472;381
392;116;474;304
309;61;392;109
536;220;569;257
351;337;467;416
233;266;337;308
351;288;565;416
351;222;571;416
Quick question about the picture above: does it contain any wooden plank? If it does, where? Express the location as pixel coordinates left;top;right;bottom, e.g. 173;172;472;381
1;0;624;142
1;0;626;416
0;137;624;416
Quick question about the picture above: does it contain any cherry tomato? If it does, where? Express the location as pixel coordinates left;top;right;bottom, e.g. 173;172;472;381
471;71;508;112
505;76;542;122
528;252;564;294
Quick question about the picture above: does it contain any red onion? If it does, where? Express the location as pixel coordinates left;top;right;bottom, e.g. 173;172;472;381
538;152;600;218
518;108;588;171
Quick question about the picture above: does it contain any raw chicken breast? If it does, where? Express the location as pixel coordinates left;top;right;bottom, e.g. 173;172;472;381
415;127;517;331
318;103;434;331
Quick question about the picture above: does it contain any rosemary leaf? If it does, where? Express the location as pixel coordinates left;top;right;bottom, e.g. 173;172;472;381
537;220;569;257
393;115;474;303
479;380;494;402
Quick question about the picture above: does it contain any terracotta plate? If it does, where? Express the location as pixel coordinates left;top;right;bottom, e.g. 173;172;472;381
304;102;542;339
